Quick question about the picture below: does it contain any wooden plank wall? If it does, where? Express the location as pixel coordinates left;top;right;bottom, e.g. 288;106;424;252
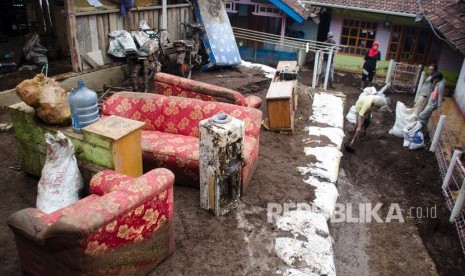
74;5;192;67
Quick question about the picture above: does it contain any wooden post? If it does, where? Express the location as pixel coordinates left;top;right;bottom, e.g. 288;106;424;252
312;51;319;89
323;49;333;90
162;0;167;42
64;0;82;72
442;150;462;190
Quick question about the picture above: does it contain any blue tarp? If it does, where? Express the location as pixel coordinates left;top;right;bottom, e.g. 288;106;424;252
239;47;297;66
191;0;242;69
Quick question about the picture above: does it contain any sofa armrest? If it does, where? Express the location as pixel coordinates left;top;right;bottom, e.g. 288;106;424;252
7;208;51;245
9;169;174;251
45;168;174;237
90;170;135;196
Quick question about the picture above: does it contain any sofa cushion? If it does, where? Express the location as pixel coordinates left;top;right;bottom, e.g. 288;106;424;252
102;92;166;131
244;95;262;108
159;96;262;138
140;131;257;185
141;131;200;163
141;130;257;164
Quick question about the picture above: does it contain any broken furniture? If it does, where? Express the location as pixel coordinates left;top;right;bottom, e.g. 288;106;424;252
266;80;298;133
9;102;145;182
199;114;244;216
265;60;299;134
191;0;241;68
101;92;262;194
7;168;175;275
273;60;299;81
153;72;262;108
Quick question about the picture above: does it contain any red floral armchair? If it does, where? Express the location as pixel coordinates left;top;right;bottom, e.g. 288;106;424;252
101;92;262;194
153;72;262;108
7;168;175;276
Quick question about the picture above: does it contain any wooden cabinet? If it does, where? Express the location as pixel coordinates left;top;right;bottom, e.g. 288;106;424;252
266;80;297;133
83;116;145;178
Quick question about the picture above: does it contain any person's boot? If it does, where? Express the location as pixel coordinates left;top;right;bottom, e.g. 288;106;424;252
360;80;367;91
329;80;336;89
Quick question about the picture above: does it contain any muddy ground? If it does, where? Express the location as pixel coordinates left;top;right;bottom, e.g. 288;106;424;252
0;65;464;275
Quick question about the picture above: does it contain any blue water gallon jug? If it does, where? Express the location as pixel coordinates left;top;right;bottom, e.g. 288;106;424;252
68;79;99;133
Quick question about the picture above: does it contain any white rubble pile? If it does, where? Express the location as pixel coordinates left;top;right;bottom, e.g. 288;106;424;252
275;211;336;276
310;93;344;128
275;92;344;275
240;60;276;79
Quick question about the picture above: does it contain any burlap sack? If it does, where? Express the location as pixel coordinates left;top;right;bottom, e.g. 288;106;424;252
15;74;45;107
36;80;71;125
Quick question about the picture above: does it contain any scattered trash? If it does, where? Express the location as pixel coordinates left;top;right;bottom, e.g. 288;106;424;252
19;65;38;71
23;34;48;65
0;62;17;74
36;131;83;214
0;123;13;132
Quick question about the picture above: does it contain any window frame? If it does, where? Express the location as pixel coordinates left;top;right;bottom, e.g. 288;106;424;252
339;18;378;56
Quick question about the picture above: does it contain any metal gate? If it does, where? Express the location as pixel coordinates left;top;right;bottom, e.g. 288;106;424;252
390;62;423;93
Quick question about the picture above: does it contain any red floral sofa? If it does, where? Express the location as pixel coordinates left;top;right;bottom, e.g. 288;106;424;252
7;168;174;275
153;72;262;108
101;92;262;194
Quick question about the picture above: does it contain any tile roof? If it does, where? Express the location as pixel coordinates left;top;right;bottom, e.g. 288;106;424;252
426;1;465;55
304;0;448;15
305;0;465;54
281;0;312;19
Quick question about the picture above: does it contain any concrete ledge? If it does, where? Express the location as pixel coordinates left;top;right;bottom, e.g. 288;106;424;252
0;64;126;108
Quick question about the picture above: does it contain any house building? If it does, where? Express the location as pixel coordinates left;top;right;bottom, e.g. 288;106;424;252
426;0;465;116
299;1;464;86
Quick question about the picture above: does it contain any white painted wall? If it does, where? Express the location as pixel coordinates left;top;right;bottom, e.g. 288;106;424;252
454;57;465;116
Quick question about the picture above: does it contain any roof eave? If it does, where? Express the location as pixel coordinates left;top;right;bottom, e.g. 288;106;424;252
301;1;416;18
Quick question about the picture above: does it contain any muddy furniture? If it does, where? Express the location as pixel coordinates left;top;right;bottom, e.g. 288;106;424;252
7;168;175;275
266;80;298;133
199;114;244;215
101;92;262;194
153;72;262;108
8;102;144;182
273;61;299;81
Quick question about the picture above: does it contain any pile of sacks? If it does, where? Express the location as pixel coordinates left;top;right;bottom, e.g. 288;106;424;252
389;101;425;150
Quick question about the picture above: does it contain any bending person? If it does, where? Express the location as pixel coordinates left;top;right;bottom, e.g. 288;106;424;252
355;95;388;135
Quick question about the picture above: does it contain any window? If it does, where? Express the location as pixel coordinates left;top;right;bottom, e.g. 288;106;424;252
387;25;440;65
340;19;377;56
